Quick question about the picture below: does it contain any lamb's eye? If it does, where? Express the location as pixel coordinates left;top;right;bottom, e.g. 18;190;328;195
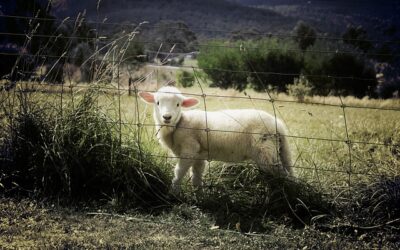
177;103;180;107
157;101;160;105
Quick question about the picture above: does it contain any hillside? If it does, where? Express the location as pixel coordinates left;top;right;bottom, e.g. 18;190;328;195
228;0;400;37
52;0;298;38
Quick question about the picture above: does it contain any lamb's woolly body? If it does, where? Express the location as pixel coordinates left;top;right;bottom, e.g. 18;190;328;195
157;110;290;165
140;86;293;190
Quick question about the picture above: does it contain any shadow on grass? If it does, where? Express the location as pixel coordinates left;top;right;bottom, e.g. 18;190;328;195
180;164;333;232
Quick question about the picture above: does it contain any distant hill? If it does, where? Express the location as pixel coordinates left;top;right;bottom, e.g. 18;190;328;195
51;0;298;38
227;0;400;36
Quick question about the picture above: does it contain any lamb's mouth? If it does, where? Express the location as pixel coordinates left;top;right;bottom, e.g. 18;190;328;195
163;120;171;124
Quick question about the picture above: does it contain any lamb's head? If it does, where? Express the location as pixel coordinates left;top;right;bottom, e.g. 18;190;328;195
138;86;199;126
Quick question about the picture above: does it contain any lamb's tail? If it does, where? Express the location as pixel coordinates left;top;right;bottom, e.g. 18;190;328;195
279;131;294;177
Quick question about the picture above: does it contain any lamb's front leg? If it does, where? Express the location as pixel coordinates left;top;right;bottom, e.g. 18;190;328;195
171;159;193;192
171;139;201;192
191;160;206;187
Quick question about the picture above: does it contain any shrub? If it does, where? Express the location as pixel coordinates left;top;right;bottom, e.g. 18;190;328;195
304;52;377;97
0;89;171;208
293;21;317;52
199;39;303;92
246;48;303;92
377;80;400;99
342;25;373;53
176;70;195;88
287;75;313;102
321;53;377;97
198;41;248;91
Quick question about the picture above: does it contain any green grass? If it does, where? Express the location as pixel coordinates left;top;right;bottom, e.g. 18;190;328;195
0;88;172;208
1;83;399;248
1;198;399;249
2;84;399;193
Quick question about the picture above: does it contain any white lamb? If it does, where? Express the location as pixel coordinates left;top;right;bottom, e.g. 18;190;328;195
138;86;293;191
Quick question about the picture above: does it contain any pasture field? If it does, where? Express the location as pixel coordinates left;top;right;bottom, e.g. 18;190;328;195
0;198;396;249
1;83;400;248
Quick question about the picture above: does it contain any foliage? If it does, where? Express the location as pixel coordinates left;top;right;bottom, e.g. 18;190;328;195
303;50;378;97
69;42;95;82
245;39;303;92
346;177;400;227
293;21;317;52
198;41;248;91
199;39;378;97
176;70;195;88
0;89;171;208
287;75;313;102
143;20;197;57
374;42;395;63
0;0;55;80
190;164;332;231
377;80;400;99
1;85;400;248
198;39;303;92
320;53;377;97
230;28;263;41
342;25;373;53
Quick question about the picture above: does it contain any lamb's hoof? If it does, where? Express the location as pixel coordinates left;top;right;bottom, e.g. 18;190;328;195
171;183;182;195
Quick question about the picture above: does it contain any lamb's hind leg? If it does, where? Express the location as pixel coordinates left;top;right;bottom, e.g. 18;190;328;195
253;139;286;177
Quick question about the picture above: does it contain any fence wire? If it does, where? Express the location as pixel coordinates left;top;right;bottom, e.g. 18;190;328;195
1;12;400;200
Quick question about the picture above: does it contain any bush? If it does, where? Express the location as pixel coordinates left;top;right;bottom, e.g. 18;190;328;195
293;21;317;52
199;39;303;92
287;75;313;102
304;52;377;97
198;41;248;91
377;81;400;98
321;54;377;97
342;25;373;53
176;70;195;88
245;39;303;92
0;89;171;208
199;39;377;97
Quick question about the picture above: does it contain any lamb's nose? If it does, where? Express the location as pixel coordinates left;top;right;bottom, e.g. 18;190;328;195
163;114;172;121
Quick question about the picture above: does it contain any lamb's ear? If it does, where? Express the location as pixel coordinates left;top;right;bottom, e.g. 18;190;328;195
182;97;199;108
138;91;155;104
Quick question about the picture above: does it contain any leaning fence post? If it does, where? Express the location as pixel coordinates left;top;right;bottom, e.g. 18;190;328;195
128;77;132;96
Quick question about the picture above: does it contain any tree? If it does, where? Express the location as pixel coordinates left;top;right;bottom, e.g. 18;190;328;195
43;17;96;83
230;28;262;41
0;0;55;80
293;21;317;52
246;49;303;92
314;53;377;98
342;25;373;53
198;41;248;91
142;21;197;61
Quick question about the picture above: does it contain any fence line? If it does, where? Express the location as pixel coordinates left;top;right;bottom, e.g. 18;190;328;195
0;53;380;84
1;13;400;200
1;32;399;58
6;81;400;112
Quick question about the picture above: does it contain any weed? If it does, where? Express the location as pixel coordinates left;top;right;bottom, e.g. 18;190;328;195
1;88;172;209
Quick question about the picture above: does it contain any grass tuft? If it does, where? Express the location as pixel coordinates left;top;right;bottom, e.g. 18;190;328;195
183;164;332;232
1;89;172;209
346;176;400;227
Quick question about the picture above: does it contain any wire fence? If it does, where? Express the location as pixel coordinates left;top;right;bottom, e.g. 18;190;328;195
1;11;400;199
